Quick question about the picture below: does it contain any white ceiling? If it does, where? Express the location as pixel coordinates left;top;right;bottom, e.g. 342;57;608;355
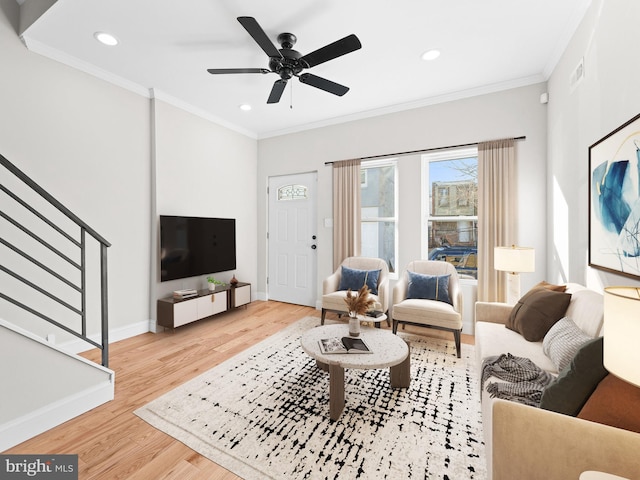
18;0;591;139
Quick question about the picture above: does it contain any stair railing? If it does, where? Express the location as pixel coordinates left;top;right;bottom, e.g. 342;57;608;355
0;154;110;367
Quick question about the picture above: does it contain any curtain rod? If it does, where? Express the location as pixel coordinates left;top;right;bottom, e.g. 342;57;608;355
324;135;526;165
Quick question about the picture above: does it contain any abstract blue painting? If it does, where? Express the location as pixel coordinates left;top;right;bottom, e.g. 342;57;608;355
590;112;640;278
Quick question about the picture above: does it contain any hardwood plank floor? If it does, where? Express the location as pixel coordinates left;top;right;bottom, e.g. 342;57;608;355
4;301;473;479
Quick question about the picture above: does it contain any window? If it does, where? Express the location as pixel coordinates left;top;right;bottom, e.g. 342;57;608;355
360;169;368;188
423;147;478;280
277;184;307;201
361;159;397;273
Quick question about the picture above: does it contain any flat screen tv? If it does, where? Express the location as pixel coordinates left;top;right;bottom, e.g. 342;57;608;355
160;215;236;282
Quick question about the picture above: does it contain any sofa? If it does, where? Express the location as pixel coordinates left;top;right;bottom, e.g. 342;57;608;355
475;282;640;480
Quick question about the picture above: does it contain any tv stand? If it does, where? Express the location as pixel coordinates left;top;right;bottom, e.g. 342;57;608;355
157;282;251;330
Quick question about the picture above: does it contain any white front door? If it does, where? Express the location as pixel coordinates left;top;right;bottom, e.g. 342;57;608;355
268;172;318;307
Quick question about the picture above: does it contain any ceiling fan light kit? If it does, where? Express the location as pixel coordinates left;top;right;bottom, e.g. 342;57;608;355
207;16;361;104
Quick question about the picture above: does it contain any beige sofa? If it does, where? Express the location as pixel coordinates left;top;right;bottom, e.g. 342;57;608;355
475;283;640;480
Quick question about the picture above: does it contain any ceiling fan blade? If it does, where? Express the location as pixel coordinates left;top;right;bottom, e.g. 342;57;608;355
298;73;349;96
300;34;361;68
207;68;270;74
267;79;287;104
237;16;283;59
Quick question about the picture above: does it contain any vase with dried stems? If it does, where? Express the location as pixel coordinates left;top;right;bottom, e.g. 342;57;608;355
343;284;375;337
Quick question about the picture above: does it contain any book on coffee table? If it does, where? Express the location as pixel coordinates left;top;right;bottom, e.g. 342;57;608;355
318;336;372;354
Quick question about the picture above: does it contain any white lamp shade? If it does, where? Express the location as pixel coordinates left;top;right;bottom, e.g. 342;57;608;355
604;286;640;388
494;246;535;273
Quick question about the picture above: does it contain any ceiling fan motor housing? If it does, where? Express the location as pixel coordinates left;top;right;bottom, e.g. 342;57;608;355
270;33;304;80
277;32;296;49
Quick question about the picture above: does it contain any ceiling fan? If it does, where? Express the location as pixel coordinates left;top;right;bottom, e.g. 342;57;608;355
207;16;362;104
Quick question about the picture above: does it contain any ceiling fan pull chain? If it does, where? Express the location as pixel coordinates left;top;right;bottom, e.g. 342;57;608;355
290;81;293;109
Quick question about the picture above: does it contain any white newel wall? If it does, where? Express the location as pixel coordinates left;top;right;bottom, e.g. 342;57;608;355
151;99;258;331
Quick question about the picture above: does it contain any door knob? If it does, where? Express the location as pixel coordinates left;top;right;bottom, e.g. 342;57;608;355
311;245;317;250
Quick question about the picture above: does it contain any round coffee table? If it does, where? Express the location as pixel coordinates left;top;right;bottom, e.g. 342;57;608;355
300;324;410;421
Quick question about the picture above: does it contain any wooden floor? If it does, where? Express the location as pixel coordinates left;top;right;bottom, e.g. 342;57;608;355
4;301;474;479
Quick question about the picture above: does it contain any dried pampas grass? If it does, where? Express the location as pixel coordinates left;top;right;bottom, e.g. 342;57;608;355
343;284;375;316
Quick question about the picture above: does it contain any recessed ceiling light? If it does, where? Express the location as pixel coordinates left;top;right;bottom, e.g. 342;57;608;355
239;104;252;111
421;49;441;61
94;32;119;46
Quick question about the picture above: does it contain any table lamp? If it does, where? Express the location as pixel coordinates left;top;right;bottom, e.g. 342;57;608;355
494;245;535;304
603;286;640;388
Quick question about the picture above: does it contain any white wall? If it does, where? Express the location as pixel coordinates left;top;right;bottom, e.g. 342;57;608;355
0;1;258;343
0;0;151;343
257;83;549;308
151;99;258;324
0;320;114;451
547;0;640;291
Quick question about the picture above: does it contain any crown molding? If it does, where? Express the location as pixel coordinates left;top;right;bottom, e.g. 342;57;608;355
543;0;593;78
20;35;150;97
19;35;547;142
257;74;546;139
19;36;256;138
149;89;256;139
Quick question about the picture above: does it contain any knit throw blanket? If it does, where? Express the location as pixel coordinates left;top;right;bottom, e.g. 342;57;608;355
481;353;554;407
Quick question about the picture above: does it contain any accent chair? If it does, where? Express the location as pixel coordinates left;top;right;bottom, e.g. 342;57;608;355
321;256;390;326
392;260;463;357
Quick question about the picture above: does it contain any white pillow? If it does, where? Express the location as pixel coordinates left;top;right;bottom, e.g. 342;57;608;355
542;317;593;372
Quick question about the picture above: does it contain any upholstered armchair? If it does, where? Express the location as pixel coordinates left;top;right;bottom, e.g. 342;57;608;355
321;256;390;326
392;260;463;357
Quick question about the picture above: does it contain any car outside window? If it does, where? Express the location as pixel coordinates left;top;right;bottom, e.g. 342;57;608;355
423;148;478;279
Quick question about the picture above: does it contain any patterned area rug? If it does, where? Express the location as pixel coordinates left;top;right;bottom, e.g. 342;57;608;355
135;317;486;479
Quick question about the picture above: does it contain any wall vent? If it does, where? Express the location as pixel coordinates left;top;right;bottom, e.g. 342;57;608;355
570;57;584;92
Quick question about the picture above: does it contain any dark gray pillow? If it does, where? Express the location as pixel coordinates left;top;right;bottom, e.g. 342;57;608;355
539;337;608;416
506;288;571;341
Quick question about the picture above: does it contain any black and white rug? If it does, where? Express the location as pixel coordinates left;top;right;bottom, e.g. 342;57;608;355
135;317;486;479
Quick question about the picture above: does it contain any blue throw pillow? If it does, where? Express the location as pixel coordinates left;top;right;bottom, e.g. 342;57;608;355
338;266;381;295
406;271;452;304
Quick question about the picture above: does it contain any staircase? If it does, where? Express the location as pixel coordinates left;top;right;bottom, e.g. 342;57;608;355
0;154;114;451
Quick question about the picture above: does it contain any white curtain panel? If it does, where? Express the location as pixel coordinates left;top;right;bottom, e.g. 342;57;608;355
478;138;516;302
332;159;361;270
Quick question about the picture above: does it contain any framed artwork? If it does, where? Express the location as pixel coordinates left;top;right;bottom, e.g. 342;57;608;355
589;112;640;278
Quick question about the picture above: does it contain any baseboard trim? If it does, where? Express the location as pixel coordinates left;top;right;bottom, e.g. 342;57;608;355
256;291;268;302
61;320;150;354
462;319;475;335
0;380;114;451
